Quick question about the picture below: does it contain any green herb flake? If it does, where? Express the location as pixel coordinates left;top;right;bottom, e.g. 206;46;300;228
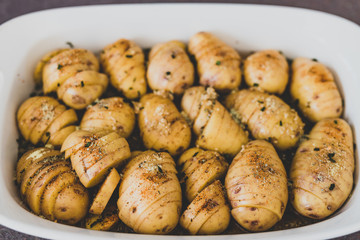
257;100;264;104
166;71;171;75
81;81;84;87
314;147;320;151
334;120;338;124
45;132;50;137
129;87;133;90
57;83;60;87
157;165;163;173
125;54;133;58
104;106;109;109
66;41;74;48
85;142;91;148
215;61;221;66
329;183;335;191
192;152;199;157
279;120;283;126
312;58;318;62
260;107;266;112
253;83;259;87
328;152;336;163
57;64;63;70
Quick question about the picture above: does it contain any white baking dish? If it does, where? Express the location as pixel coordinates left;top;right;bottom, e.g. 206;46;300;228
0;3;359;240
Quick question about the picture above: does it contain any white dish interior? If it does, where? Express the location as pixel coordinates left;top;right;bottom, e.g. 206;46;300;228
0;3;359;240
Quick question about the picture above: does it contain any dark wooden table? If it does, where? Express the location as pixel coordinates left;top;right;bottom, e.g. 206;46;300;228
0;0;359;239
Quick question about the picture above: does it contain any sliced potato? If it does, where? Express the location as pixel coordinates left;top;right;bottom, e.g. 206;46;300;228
180;180;230;235
290;118;354;219
89;168;121;215
86;205;119;231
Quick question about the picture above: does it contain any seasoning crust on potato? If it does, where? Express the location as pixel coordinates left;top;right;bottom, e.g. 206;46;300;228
290;118;354;219
118;151;182;234
225;140;288;232
139;93;191;156
225;89;304;150
181;86;248;156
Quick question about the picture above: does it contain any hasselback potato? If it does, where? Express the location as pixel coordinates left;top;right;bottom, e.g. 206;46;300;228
180;180;230;235
61;130;131;188
80;97;135;138
16;148;89;225
291;57;343;122
181;86;248;155
101;39;147;99
178;148;228;202
118;151;182;234
147;40;194;94
290;118;354;219
244;50;289;94
41;48;109;109
225;140;288;232
17;96;77;146
138;93;191;156
188;32;241;91
225;89;304;150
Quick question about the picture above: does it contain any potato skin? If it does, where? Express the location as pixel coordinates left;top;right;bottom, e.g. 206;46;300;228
16;148;89;225
181;86;248;156
244;50;288;94
42;48;108;109
188;32;241;91
178;148;229;202
225;140;288;232
291;57;343;122
180;180;230;235
61;130;131;188
101;39;147;99
290;118;354;219
138;94;191;156
225;89;304;150
147;40;194;94
17;96;78;146
118;151;182;234
80;97;135;138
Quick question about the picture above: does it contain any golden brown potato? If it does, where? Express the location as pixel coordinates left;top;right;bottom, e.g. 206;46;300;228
89;168;121;215
180;180;230;235
291;57;343;122
244;50;288;94
178;148;228;202
181;86;248;156
42;48;109;109
290;118;354;219
147;40;194;94
86;205;119;231
118;151;182;234
17;96;78;146
80;97;135;138
61;130;130;188
16;148;89;225
101;39;147;99
225;89;304;150
34;49;68;85
188;32;241;91
225;140;288;232
138;93;191;156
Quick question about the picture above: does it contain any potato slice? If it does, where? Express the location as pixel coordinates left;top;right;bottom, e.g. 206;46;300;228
41;171;77;220
89;168;121;215
86;205;119;231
